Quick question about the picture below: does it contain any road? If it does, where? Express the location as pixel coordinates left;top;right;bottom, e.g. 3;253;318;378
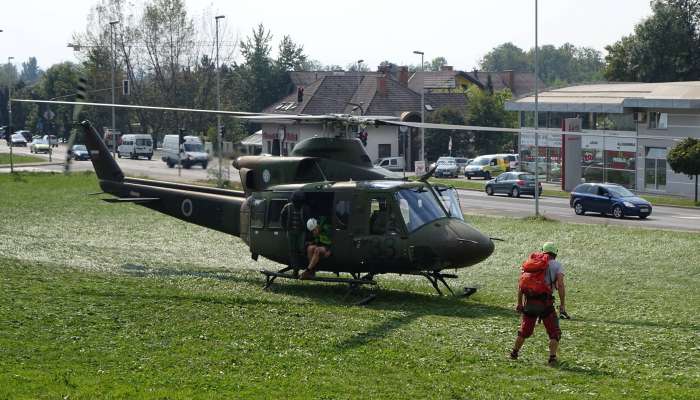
3;142;700;232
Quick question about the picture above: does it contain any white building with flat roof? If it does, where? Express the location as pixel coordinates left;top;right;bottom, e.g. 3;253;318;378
506;82;700;198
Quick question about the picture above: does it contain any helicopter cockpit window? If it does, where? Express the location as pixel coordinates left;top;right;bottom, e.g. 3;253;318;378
435;186;464;221
334;200;351;230
266;199;287;228
394;187;447;232
251;198;266;228
369;197;395;235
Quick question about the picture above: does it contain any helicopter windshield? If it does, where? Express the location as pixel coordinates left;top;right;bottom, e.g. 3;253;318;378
435;186;465;221
394;187;448;232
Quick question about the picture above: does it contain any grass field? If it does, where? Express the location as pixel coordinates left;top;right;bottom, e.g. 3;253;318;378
0;152;46;165
1;173;698;399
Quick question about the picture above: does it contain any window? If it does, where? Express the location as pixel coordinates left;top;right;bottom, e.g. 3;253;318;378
394;187;447;232
136;139;151;146
378;144;391;158
251;198;266;228
266;141;272;154
266;199;287;228
649;112;668;129
334;200;351;230
390;159;397;166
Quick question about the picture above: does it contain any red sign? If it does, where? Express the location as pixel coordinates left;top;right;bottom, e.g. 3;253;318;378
285;132;298;142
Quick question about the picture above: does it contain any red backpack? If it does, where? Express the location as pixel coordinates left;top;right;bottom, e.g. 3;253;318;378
518;252;552;297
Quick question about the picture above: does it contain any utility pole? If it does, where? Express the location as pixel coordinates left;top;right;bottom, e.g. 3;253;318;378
534;0;540;217
215;15;225;187
110;20;120;157
413;50;425;164
7;56;14;173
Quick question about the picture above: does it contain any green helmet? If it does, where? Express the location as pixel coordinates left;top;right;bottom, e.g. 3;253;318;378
542;242;558;255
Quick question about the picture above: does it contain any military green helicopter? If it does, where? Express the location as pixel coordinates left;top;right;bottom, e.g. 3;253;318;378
15;98;497;300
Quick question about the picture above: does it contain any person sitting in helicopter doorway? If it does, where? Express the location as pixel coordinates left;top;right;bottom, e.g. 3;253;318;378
300;217;332;279
280;191;309;274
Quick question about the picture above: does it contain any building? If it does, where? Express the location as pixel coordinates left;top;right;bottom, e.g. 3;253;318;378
238;130;262;155
506;82;700;197
262;71;424;167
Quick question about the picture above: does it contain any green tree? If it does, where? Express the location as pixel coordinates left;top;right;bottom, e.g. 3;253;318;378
276;35;307;72
20;57;43;85
426;106;467;161
466;86;518;154
428;57;448;71
479;42;530;72
667;137;700;203
605;0;700;82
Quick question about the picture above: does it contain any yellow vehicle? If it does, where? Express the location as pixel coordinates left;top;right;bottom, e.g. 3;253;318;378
464;154;510;180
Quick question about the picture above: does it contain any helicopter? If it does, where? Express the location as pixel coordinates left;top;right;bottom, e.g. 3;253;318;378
14;98;498;301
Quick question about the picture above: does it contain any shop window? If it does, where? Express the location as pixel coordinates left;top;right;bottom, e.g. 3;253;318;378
649;112;668;129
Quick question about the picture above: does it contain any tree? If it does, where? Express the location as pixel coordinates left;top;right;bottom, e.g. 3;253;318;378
479;42;530;72
20;57;43;85
466;86;518;154
276;35;307;71
605;0;700;82
428;56;448;72
425;106;468;161
667;137;700;203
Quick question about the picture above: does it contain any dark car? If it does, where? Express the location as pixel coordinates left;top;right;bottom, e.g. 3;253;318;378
569;183;652;219
485;172;541;197
71;144;91;161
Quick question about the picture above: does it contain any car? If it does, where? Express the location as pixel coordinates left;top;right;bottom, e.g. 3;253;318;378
117;134;154;159
162;134;209;168
43;135;59;148
15;130;33;143
435;156;459;178
485;172;542;197
454;157;470;174
30;139;51;154
464;154;509;180
71;144;91;161
569;183;652;219
9;133;27;147
374;156;405;171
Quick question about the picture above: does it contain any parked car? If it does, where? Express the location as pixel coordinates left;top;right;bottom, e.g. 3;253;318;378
118;134;154;160
485;172;542;197
454;157;470;174
30;139;51;154
569;183;652;219
374;156;405;172
71;144;90;161
15;130;32;143
464;154;509;180
435;156;459;178
162;134;208;168
43;135;59;148
10;133;27;147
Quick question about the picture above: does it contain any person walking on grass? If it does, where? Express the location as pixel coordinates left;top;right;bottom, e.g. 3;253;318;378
510;242;568;365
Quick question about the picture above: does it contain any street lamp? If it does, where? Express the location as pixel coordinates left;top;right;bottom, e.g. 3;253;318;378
109;20;120;157
413;50;425;163
356;59;364;71
215;14;225;187
7;56;14;173
533;0;540;216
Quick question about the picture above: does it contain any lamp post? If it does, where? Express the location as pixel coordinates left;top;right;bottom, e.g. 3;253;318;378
7;56;14;173
109;20;119;157
413;50;425;163
533;0;540;216
215;14;225;187
356;59;364;71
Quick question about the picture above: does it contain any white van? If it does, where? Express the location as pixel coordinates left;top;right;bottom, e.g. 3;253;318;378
374;156;406;172
117;134;153;160
162;134;209;169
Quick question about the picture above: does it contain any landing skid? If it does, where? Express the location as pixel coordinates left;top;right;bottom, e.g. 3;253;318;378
414;271;478;297
260;268;378;305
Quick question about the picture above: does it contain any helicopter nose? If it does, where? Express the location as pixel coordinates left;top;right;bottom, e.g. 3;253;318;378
439;219;494;267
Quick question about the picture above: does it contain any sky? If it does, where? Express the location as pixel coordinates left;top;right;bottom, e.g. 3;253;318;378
1;0;654;71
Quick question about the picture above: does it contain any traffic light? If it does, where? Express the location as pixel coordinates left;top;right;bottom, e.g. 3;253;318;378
297;87;304;103
218;125;225;137
123;80;130;96
178;128;186;145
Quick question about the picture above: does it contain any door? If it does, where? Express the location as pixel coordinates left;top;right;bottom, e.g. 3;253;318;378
354;193;406;272
644;147;667;191
590;186;610;213
494;173;509;193
329;192;359;271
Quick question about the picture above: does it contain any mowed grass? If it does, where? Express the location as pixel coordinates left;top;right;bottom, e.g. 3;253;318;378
0;173;698;399
0;152;46;165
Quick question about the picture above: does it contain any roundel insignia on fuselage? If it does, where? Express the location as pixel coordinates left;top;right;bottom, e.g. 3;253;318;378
262;169;271;183
181;198;193;217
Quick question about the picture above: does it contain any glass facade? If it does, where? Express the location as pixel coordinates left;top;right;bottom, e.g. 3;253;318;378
519;112;638;189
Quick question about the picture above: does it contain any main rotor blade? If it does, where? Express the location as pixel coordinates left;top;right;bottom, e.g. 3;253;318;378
384;120;521;133
12;99;265;117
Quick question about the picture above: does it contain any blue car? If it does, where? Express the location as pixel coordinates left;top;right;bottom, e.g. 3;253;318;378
569;183;652;219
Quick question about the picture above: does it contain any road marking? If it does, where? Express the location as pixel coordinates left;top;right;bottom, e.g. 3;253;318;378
674;216;700;220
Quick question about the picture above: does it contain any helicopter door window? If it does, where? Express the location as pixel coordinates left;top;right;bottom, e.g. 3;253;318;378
369;197;391;235
435;186;464;221
334;200;351;230
251;198;266;228
266;199;287;228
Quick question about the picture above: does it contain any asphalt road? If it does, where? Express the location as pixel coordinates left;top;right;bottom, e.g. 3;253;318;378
4;142;700;232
